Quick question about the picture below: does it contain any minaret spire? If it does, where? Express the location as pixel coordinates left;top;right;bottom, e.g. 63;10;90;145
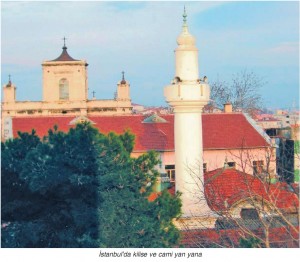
182;6;188;32
175;6;198;81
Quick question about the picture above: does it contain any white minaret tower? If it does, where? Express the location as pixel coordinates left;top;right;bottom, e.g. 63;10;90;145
164;8;211;219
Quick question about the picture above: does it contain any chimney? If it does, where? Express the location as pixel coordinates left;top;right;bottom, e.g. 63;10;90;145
224;102;232;113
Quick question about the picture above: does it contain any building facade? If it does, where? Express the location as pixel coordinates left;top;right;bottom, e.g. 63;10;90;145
1;43;132;141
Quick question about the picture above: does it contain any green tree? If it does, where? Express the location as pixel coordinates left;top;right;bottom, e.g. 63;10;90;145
98;146;182;247
239;237;261;248
1;130;42;222
1;123;181;247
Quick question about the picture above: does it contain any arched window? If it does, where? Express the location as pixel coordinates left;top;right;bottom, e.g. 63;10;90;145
59;78;69;100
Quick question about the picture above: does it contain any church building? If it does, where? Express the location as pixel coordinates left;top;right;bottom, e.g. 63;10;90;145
2;39;132;140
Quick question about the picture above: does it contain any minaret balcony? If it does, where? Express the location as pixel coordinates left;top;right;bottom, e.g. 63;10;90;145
164;82;210;108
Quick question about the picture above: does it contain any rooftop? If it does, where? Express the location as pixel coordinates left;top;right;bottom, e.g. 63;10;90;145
11;113;271;152
204;168;299;212
50;43;79;62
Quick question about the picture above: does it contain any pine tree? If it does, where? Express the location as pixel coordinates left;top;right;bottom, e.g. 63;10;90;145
1;130;41;222
1;123;181;247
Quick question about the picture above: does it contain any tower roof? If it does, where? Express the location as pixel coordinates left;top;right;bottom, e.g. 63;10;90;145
6;74;12;87
51;38;79;62
120;71;127;84
51;46;79;62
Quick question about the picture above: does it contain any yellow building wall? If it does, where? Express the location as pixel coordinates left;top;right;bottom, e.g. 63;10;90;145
42;61;88;102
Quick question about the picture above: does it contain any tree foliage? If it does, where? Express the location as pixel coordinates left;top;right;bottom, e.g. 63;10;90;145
210;69;265;116
239;236;261;248
1;123;181;247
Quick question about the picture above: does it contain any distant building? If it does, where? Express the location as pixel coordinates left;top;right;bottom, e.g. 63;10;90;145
132;103;145;113
291;125;300;182
274;110;300;128
1;43;132;141
254;111;300;183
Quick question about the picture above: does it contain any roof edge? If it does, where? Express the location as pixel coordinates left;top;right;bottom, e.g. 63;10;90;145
243;113;273;146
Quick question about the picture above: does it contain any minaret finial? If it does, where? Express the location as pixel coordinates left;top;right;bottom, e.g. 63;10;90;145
62;37;67;48
182;6;188;32
183;6;187;25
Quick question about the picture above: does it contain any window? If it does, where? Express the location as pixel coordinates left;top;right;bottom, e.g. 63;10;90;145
240;208;259;220
203;163;207;173
228;162;235;168
165;165;175;183
253;160;264;175
225;162;236;168
59;78;69;100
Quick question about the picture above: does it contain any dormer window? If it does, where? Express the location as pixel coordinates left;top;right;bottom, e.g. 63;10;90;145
59;78;69;100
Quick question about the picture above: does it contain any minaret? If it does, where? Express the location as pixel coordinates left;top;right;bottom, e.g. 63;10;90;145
164;8;211;218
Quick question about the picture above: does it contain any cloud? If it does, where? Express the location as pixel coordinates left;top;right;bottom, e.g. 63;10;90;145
266;42;299;55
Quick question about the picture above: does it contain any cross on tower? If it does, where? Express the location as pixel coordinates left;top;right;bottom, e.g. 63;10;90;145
122;71;125;81
92;91;96;98
7;74;12;86
62;37;67;47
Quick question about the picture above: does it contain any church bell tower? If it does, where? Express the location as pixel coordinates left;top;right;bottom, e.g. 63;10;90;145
42;38;88;102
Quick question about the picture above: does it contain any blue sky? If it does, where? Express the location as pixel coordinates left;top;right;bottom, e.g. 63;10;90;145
1;1;299;110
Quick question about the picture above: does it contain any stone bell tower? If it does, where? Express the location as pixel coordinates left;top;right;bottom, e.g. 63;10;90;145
115;71;130;101
42;38;88;102
2;75;16;103
164;8;211;219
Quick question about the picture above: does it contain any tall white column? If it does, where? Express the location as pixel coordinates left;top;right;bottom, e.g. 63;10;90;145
164;8;211;218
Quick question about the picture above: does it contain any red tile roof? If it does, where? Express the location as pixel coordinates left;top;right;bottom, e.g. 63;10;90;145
150;168;298;212
202;113;269;149
180;225;299;247
148;187;175;202
11;113;270;152
204;168;299;212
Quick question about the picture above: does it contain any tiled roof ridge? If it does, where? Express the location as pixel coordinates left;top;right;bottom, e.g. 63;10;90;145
202;112;243;115
243;113;272;146
12;113;271;151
